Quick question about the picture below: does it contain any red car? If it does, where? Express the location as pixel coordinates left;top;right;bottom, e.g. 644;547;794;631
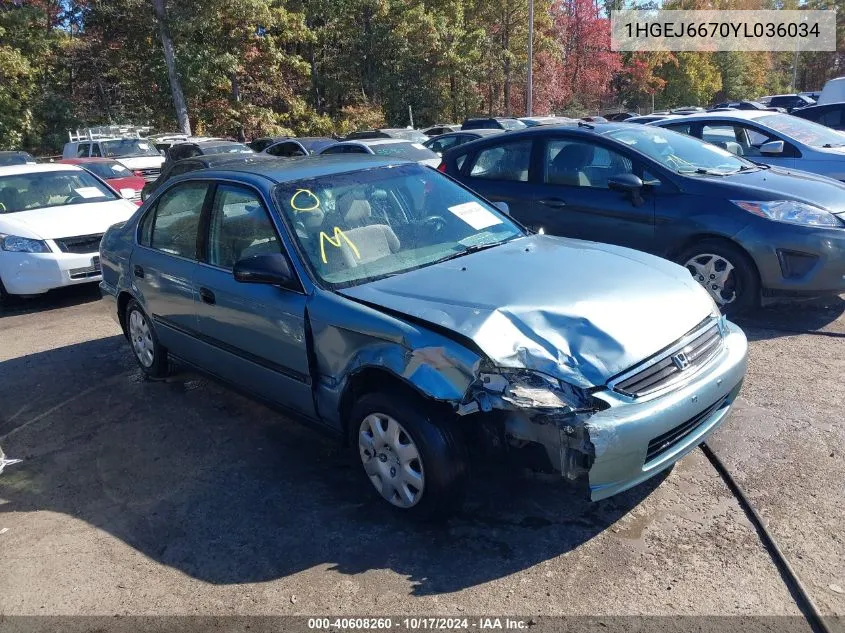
58;158;146;205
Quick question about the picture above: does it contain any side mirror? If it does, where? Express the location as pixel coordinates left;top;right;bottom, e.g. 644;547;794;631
119;188;136;200
493;200;510;215
233;253;299;290
607;173;644;193
760;140;785;155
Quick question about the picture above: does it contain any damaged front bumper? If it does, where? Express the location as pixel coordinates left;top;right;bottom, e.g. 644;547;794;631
466;320;748;502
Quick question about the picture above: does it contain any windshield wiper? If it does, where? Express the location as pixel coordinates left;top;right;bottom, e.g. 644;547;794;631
822;143;845;148
432;240;509;265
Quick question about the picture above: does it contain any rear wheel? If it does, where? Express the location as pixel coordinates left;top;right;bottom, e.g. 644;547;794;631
125;299;170;378
350;389;468;521
677;240;759;315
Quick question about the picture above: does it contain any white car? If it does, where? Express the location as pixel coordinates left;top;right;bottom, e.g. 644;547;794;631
0;164;138;301
318;139;442;167
649;110;845;181
62;137;165;182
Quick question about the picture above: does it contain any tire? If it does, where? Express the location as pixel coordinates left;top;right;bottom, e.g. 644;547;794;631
125;299;170;378
349;389;468;521
676;239;759;315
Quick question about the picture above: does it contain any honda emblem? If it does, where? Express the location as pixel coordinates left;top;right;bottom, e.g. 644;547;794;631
672;352;691;371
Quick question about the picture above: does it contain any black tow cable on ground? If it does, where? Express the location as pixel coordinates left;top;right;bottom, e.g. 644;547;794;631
701;442;833;633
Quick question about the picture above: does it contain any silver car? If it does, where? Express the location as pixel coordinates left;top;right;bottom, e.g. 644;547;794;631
100;156;748;519
650;110;845;180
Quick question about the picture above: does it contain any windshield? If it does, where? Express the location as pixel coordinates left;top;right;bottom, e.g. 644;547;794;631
389;130;429;143
272;163;523;288
202;143;254;155
0;170;117;213
755;114;845;147
101;139;161;158
81;160;133;180
370;142;439;161
606;126;751;175
499;119;527;130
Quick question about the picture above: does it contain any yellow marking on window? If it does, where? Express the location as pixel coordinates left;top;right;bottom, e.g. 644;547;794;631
0;203;5;211
290;188;320;212
319;227;360;264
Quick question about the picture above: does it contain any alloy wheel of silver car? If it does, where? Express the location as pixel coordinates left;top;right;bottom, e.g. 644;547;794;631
358;412;425;509
128;309;155;368
684;253;737;306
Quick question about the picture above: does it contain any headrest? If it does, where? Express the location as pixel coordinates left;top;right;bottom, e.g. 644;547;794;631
552;143;594;169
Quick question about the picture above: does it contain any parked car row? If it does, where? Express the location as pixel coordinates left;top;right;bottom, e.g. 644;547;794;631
437;121;845;313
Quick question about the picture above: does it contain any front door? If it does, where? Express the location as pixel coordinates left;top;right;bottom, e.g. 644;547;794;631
524;137;655;252
192;183;315;418
132;180;210;360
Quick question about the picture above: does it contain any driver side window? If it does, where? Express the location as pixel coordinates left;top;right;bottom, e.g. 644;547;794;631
206;185;282;269
544;140;632;189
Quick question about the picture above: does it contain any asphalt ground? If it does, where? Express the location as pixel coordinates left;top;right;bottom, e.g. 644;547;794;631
0;286;842;631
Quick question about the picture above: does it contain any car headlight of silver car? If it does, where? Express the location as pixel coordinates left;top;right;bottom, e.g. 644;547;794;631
480;369;595;412
732;200;842;227
0;234;51;253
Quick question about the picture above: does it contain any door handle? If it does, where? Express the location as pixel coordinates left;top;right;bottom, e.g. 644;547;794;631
199;287;216;305
539;198;567;208
133;265;144;278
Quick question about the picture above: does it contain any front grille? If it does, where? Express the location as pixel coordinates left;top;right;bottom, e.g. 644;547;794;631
645;396;727;464
137;168;160;182
54;234;104;254
611;319;723;398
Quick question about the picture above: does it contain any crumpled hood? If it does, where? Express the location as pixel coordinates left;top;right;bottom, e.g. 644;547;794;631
340;235;715;388
0;199;137;240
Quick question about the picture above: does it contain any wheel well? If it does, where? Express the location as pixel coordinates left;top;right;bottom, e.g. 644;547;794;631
668;234;761;284
117;291;133;338
339;368;445;444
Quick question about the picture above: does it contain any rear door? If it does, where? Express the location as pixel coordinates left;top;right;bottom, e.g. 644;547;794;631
458;138;535;218
132;180;210;360
524;135;656;252
192;182;315;417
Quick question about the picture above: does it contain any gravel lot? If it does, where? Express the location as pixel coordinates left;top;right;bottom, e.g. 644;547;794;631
0;286;843;627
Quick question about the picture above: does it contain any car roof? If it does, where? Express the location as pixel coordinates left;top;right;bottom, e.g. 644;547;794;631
0;163;83;177
655;110;778;122
194;154;411;184
440;123;659;156
334;138;413;147
179;153;278;167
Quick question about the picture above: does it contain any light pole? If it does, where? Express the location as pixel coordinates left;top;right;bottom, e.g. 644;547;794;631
527;0;534;116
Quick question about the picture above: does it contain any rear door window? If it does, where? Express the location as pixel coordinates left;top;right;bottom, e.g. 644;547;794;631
467;140;532;182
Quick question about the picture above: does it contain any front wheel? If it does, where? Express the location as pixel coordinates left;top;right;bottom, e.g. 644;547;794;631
677;240;759;315
350;389;468;521
125;299;170;378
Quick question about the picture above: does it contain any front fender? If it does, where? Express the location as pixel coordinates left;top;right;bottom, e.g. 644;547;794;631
307;290;483;427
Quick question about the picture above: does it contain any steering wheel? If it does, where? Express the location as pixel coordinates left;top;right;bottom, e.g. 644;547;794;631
65;194;85;204
421;214;448;233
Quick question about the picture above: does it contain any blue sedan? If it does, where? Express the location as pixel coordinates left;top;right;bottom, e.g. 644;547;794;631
100;156;747;519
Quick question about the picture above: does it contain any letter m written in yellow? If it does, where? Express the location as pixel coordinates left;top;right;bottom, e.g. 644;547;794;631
319;227;361;264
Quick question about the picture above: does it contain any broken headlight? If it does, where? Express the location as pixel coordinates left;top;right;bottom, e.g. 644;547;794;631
481;369;594;411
